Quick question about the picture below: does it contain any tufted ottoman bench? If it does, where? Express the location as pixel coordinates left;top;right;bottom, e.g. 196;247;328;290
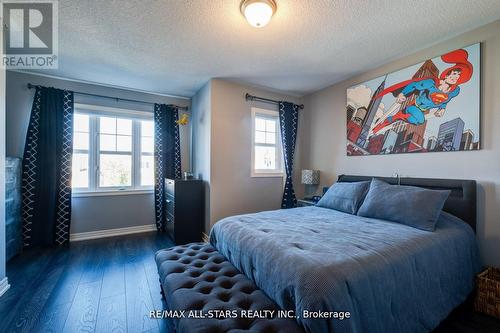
155;242;304;333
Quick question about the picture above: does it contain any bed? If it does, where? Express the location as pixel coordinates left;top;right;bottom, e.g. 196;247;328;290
209;175;481;333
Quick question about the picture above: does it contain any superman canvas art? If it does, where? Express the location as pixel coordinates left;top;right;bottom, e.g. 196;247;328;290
346;43;480;156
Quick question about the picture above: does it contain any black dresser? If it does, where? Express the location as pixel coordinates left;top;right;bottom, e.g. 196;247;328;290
164;178;204;244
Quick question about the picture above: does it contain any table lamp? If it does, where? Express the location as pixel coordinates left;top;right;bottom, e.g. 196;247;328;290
301;170;320;185
301;170;320;200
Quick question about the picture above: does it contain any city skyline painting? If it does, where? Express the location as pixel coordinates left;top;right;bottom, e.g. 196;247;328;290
346;43;480;156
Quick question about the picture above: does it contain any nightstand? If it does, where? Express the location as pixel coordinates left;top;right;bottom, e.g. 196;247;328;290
297;199;317;207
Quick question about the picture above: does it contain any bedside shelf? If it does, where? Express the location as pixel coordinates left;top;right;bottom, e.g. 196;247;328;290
297;199;317;207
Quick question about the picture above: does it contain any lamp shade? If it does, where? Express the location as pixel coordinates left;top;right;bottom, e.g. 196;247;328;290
301;170;320;185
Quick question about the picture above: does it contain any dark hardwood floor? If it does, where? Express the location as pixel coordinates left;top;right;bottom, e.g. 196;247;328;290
1;231;499;333
433;298;500;333
0;232;174;333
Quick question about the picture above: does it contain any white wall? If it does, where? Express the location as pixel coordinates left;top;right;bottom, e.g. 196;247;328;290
6;71;191;234
0;41;7;286
191;81;212;232
302;20;500;266
197;79;303;228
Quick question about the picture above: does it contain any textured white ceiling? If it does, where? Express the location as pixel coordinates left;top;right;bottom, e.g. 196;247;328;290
26;0;500;97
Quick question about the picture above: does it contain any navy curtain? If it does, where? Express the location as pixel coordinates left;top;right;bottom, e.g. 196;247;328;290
154;104;181;231
279;101;299;208
22;86;74;247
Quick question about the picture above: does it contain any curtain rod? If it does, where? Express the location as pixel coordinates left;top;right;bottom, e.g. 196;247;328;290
245;93;304;109
27;83;189;111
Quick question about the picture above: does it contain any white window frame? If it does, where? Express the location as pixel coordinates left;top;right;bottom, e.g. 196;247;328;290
72;113;90;191
251;107;284;177
72;103;154;197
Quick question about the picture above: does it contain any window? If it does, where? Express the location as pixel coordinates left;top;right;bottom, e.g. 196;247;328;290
251;108;283;177
71;105;154;194
140;120;154;186
98;116;133;187
72;114;90;188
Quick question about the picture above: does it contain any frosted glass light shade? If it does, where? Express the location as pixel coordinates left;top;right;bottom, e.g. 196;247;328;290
241;0;277;28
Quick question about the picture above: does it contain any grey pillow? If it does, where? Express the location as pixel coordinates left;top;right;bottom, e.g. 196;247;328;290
357;178;450;231
316;181;370;214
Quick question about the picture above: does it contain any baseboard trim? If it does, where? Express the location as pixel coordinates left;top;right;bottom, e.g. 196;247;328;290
70;224;157;242
0;277;10;298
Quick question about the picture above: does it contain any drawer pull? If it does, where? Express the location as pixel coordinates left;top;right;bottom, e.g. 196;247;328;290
166;199;172;203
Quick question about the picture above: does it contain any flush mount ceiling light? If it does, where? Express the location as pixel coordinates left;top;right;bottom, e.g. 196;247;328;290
240;0;277;28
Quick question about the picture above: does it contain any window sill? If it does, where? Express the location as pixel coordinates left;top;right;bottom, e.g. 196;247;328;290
72;189;154;198
251;173;284;178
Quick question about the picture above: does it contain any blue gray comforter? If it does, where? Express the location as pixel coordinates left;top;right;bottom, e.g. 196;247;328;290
209;206;480;333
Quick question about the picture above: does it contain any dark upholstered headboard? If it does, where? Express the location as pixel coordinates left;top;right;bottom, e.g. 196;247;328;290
334;175;477;231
